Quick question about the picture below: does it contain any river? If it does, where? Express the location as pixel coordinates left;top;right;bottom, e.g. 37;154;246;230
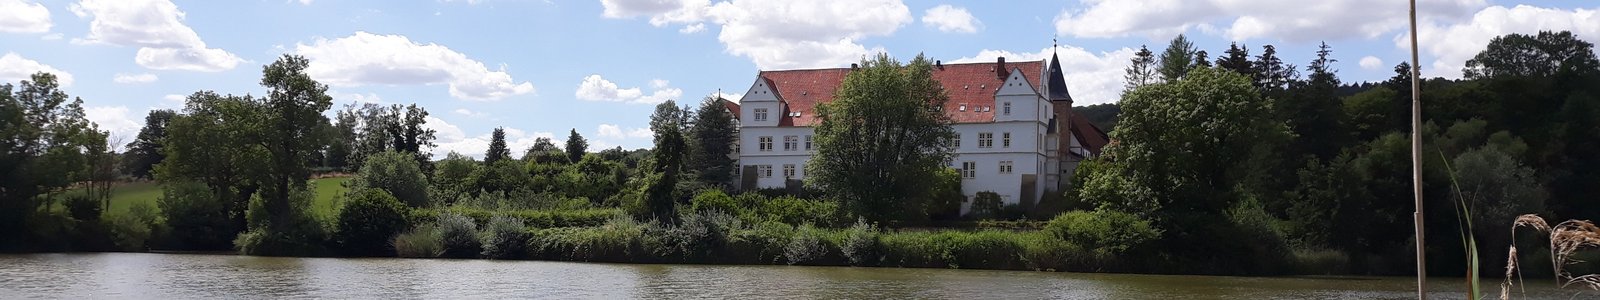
0;253;1590;299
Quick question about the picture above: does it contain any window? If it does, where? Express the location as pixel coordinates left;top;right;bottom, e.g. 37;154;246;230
783;136;798;151
1002;132;1011;148
1003;102;1012;115
999;161;1014;174
758;136;773;152
783;164;796;178
954;133;961;148
961;161;976;179
758;165;773;178
978;132;994;148
959;104;967;111
754;108;769;122
803;135;813;151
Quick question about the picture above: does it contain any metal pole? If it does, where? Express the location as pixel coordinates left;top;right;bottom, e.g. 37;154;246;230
1410;0;1427;298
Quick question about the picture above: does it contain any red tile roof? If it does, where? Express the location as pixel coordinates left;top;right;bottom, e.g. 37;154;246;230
720;98;740;120
757;60;1045;126
1068;110;1110;156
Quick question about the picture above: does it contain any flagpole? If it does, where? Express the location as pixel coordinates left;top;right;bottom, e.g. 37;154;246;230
1410;0;1427;298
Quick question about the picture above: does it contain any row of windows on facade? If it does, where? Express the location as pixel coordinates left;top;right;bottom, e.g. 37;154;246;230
957;132;1012;148
751;102;1016;123
957;160;1015;179
756;135;813;152
746;164;800;179
743;161;1014;180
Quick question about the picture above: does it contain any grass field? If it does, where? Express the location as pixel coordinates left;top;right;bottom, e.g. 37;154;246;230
57;177;353;218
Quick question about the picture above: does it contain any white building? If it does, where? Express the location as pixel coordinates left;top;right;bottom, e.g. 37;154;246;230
732;53;1107;212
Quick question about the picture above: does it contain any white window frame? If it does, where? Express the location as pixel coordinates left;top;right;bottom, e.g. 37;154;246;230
758;165;773;178
1003;102;1012;115
758;136;773;152
961;161;976;179
803;135;813;151
1002;132;1011;148
954;133;961;148
783;164;796;178
978;132;994;149
783;135;798;151
999;161;1014;174
754;108;769;122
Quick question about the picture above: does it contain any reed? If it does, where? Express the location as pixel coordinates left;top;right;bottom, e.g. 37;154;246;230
1499;214;1600;299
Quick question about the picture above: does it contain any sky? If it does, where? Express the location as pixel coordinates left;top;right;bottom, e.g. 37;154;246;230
0;0;1595;157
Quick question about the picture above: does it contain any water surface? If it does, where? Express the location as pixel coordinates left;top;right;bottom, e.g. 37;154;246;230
0;253;1588;299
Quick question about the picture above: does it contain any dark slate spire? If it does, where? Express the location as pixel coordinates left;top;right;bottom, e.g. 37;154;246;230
1046;49;1073;103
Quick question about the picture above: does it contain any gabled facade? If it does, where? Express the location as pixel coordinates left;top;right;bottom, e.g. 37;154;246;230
732;54;1107;213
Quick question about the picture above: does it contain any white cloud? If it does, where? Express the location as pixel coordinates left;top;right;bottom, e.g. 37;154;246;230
70;0;244;72
293;32;536;101
426;116;556;158
84;106;142;146
1398;5;1600;79
575;74;684;104
679;23;706;34
921;5;979;33
0;52;74;87
0;0;52;33
1358;56;1384;70
716;91;743;103
453;108;488;118
602;0;912;69
291;0;312;5
159;94;186;109
597;123;653;139
327;90;384;106
951;46;1136;106
113;73;158;84
1053;0;1487;42
40;33;62;40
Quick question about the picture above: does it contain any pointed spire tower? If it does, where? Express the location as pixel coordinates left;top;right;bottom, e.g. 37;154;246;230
1044;39;1073;104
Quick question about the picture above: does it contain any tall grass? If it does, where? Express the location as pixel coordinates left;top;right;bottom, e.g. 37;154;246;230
1442;151;1483;299
392;225;443;258
1500;214;1600;299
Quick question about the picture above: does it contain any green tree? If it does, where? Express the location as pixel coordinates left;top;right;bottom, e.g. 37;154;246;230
122;109;177;179
565;129;587;163
327;104;359;171
688;96;737;187
0;73;105;249
333;188;410;256
255;54;334;233
484;127;511;165
1252;45;1297;92
643;122;687;222
1124;45;1158;92
1464;31;1600;80
1106;66;1287;221
349;151;430;207
1216;42;1253;76
159;91;267;235
807;53;956;222
1282;42;1346;160
431;152;479;204
1157;34;1196;82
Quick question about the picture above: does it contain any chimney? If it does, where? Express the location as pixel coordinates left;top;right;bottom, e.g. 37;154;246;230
850;63;859;70
936;60;944;70
995;57;1008;79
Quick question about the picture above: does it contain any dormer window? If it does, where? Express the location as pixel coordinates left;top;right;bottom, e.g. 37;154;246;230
958;104;966;112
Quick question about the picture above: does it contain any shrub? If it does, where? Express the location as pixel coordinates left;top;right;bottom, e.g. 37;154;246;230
350;151;430;207
1044;210;1160;256
967;191;1003;220
408;208;624;229
756;196;840;226
393;224;443;258
236;188;329;257
333;189;411;256
158;181;234;250
480;215;531;259
437;211;481;258
527;217;660;262
104;213;153;251
837;219;880;265
726;221;794;264
784;224;827;265
690;189;739;213
65;194;102;222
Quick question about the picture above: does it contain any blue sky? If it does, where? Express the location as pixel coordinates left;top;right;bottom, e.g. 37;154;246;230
1;0;1595;156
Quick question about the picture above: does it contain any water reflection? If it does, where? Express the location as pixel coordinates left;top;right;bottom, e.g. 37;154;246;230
0;253;1593;299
